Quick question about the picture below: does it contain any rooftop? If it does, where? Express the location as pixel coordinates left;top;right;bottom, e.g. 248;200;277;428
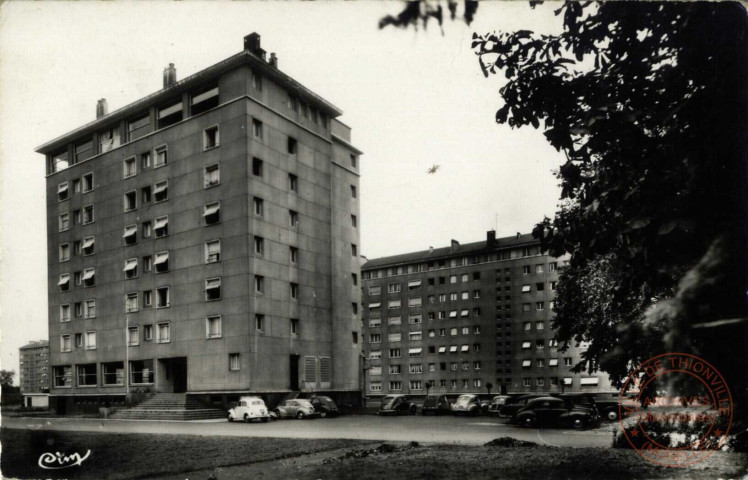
362;232;540;269
20;340;49;350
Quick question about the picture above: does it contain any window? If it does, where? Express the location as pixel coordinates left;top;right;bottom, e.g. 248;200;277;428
389;348;401;358
388;316;401;326
60;304;71;322
124;258;138;279
252;119;263;139
287;136;297;155
291;318;299;335
370;382;382;392
156;286;170;308
58;243;70;263
123;225;137;246
141;152;151;169
388;283;401;293
58;182;69;201
157;323;171;343
438;294;446;303
351;244;358;257
154;146;168;167
370;334;381;343
252;157;263;177
409;380;422;390
564;357;573;366
473;343;481;352
290;246;298;264
82;268;95;287
206;240;221;263
153;181;168;202
369;317;382;328
124;156;136;178
524;322;532;331
203;125;219;150
73;209;81;224
251;70;263;90
128;114;150;142
408;297;422;307
522;284;531;293
154;216;169;237
388;299;401;309
581;377;599;387
350;155;357;168
522;265;531;275
143;290;153;307
204;164;220;188
522;303;531;312
409;314;422;324
289;210;299;227
124;191;137;211
537;359;545;368
550;281;557;291
229;353;241;371
289;173;298;192
142;256;153;273
291;282;299;299
389;381;402;391
205;278;221;301
522;341;532;349
76;333;85;348
536;302;544;311
409;331;422;341
82;173;94;192
60;335;72;352
82;205;94;224
154;251;169;273
127;326;139;346
191;84;219;115
74;302;82;317
388;332;401;342
549;262;558;272
251;196;264;217
124;293;139;313
141;186;152;204
255;314;264;331
536;321;545;330
207;316;222;339
203;202;220;225
549;358;559;367
408;280;421;291
254;236;264;255
74;271;82;286
85;331;97;351
350;185;357;198
102;362;125;386
158;100;183;129
72;179;81;193
369;286;381;295
450;275;457;284
536;264;544;274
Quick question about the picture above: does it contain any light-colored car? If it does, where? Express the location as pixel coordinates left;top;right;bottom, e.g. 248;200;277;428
274;399;319;419
451;394;482;416
228;396;270;423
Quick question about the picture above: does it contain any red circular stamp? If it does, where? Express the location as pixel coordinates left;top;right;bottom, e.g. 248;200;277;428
618;353;733;467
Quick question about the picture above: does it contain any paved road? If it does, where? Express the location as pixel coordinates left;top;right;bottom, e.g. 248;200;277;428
3;415;615;448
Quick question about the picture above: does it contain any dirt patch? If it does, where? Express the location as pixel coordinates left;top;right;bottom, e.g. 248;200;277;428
484;437;538;448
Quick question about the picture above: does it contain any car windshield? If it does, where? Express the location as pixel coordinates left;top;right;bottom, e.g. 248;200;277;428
382;396;399;407
455;395;473;406
251;400;263;406
296;400;313;407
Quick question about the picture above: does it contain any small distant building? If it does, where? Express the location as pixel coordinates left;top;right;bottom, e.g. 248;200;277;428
20;340;50;407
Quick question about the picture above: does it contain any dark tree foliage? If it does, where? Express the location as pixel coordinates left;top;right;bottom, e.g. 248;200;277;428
379;0;478;30
473;2;748;390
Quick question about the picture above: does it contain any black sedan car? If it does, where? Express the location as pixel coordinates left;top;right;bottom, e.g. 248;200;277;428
421;395;451;415
513;397;600;429
498;394;547;418
308;395;339;418
377;395;418;415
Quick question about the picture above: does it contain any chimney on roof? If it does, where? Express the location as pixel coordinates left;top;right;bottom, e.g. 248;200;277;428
244;32;267;60
163;63;177;88
96;99;108;119
516;232;522;239
429;246;434;254
269;52;278;68
450;239;460;253
487;230;496;248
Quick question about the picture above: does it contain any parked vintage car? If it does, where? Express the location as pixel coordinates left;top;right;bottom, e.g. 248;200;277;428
451;394;483;416
274;399;319;419
513;397;601;429
486;395;510;416
377;395;418;415
499;394;548;418
421;395;451;415
308;395;339;418
227;396;271;423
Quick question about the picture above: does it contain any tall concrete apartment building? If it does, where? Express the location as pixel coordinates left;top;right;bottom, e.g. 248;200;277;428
38;34;363;413
19;340;50;393
361;231;612;398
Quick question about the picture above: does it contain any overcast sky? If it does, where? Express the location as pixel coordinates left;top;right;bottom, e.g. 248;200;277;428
0;1;564;381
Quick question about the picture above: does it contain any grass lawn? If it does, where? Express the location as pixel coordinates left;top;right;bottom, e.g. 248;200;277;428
0;428;374;479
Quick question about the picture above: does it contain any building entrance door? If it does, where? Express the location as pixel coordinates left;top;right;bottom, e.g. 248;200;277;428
289;355;300;390
172;357;187;393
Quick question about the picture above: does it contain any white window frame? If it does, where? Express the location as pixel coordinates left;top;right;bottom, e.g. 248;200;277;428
206;315;222;339
203;124;220;150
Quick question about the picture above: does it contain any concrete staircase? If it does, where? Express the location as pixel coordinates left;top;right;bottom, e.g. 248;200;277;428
111;393;226;421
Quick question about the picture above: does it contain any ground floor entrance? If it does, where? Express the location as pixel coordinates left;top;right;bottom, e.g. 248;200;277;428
157;357;187;393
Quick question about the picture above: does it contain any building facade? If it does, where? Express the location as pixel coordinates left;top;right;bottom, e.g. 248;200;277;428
361;231;613;398
19;340;50;393
38;33;362;412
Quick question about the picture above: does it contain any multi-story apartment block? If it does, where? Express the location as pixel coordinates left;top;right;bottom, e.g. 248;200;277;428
19;340;50;393
361;231;612;398
38;33;363;413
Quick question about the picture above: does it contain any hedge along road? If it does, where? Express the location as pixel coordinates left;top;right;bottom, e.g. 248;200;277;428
3;415;614;448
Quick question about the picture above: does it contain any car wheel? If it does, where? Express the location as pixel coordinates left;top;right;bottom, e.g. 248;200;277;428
521;417;535;428
410;406;417;415
296;411;305;420
571;418;585;430
606;410;618;421
261;417;269;423
320;411;327;418
243;413;250;423
228;414;233;422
